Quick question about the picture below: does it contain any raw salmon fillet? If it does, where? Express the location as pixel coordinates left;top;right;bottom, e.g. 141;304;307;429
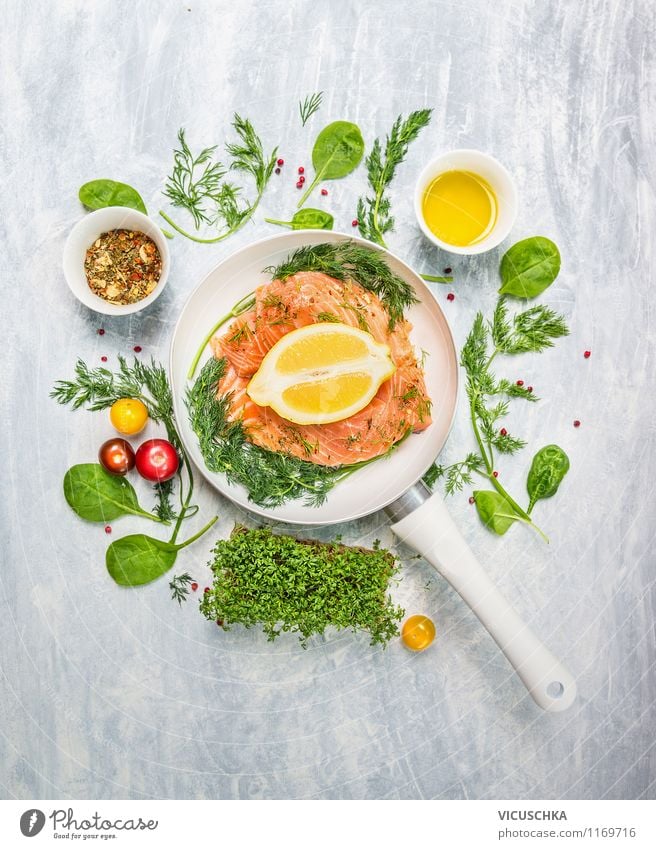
210;271;432;466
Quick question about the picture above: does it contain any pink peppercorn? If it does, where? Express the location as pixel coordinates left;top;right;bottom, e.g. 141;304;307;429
468;496;475;505
191;582;198;592
447;293;455;301
98;328;105;336
296;181;303;189
573;420;581;428
298;166;305;174
516;379;524;387
104;525;112;534
527;386;533;393
584;350;591;359
321;188;328;196
500;428;507;436
204;587;211;593
493;471;499;478
274;167;281;175
101;356;107;363
133;345;142;353
352;219;359;227
299;176;305;184
277;158;284;166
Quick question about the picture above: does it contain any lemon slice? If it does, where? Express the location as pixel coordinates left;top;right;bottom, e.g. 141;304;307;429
247;323;396;425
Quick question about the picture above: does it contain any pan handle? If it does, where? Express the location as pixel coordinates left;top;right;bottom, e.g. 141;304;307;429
389;490;577;712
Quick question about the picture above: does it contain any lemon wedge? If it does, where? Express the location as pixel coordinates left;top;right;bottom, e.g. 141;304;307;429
246;323;396;425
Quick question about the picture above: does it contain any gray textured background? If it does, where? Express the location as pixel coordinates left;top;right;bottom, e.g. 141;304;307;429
1;0;655;800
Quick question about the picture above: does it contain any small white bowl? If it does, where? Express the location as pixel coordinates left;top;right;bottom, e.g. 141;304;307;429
414;149;518;255
63;207;170;315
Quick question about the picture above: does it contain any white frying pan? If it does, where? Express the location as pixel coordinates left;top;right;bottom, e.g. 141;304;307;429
170;230;576;712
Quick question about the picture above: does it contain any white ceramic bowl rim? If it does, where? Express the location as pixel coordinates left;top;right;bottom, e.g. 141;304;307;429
62;206;171;315
414;148;519;256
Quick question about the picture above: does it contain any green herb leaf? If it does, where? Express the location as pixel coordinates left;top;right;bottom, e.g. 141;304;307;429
473;490;522;535
79;179;147;214
526;445;570;513
297;121;364;208
107;534;177;586
106;517;218;586
299;91;323;126
63;464;161;523
499;236;561;298
357;109;432;247
200;525;404;646
264;208;334;230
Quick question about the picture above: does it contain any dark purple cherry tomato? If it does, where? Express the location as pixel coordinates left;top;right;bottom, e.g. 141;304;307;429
98;438;135;476
135;438;179;483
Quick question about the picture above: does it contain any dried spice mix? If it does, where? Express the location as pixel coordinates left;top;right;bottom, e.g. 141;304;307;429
84;229;162;305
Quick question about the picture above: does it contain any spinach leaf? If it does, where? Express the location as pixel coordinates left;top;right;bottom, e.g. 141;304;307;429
265;209;334;230
79;179;148;214
63;464;161;523
473;490;522;535
527;445;570;512
499;236;561;299
297;121;364;207
106;516;218;586
106;534;177;586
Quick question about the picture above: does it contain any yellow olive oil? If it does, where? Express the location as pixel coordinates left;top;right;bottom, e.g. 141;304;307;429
422;170;497;247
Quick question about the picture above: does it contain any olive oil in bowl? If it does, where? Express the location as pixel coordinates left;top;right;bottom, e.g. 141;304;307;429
422;170;498;247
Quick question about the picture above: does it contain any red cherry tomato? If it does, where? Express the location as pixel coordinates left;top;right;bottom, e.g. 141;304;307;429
135;438;179;483
98;438;135;476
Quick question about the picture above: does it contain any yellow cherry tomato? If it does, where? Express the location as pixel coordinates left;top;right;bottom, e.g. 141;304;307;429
109;398;149;435
401;615;436;652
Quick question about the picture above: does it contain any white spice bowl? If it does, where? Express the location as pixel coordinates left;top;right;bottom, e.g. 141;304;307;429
63;207;171;315
414;149;519;255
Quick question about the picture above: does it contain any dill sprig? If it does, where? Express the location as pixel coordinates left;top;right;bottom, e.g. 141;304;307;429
160;115;277;243
491;299;569;355
423;453;485;494
51;356;175;435
169;572;196;606
161;129;226;228
201;525;404;646
424;297;569;540
357;109;432;247
299;91;323;126
265;241;417;327
185;358;408;508
153;479;178;522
